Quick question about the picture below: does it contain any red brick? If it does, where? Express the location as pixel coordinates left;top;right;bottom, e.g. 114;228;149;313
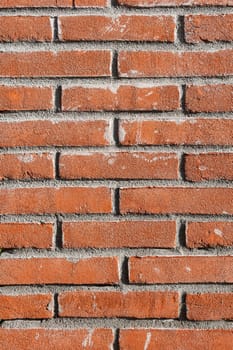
119;119;233;146
0;329;114;349
59;152;178;179
185;14;233;43
0;294;53;320
0;0;72;7
0;86;52;111
63;220;176;248
0;51;111;77
119;50;233;77
0;222;53;249
0;257;119;285
0;120;110;147
186;222;233;248
0;16;52;42
186;84;233;112
75;0;107;6
187;293;233;320
118;0;233;7
62;85;180;111
120;329;233;350
0;187;112;214
185;153;233;181
59;15;175;42
0;153;54;180
59;291;179;318
120;187;233;215
129;256;233;283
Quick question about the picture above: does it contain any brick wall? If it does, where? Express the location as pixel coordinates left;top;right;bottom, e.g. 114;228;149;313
0;1;233;349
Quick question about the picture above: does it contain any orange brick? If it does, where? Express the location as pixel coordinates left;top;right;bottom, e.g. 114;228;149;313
0;257;119;285
118;0;233;7
59;152;178;179
187;293;233;320
120;329;233;350
63;221;176;248
185;153;233;181
59;291;179;318
119;119;233;146
0;187;112;214
62;85;180;111
186;222;233;248
0;16;52;42
0;294;53;320
0;0;72;7
0;329;114;349
0;86;52;111
59;15;175;42
129;256;233;283
0;222;53;249
0;120;110;147
119;50;233;77
185;14;233;43
186;84;233;112
0;153;54;180
0;51;111;77
120;187;233;215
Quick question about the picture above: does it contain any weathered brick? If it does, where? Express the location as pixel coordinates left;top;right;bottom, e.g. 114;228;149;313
120;187;233;215
62;85;180;111
0;120;110;147
185;153;233;181
118;0;233;7
75;0;107;6
59;152;178;179
0;294;53;320
119;119;233;146
0;16;52;42
0;222;53;249
186;222;233;248
187;293;233;320
0;187;112;214
59;15;175;42
129;256;233;283
0;329;114;349
0;86;53;111
186;84;233;112
0;51;111;77
0;153;54;180
120;329;233;350
0;257;119;285
185;14;233;43
63;221;176;248
119;50;233;77
59;291;179;318
0;0;72;8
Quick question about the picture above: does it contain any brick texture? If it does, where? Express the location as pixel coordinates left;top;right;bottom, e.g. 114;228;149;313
1;0;233;347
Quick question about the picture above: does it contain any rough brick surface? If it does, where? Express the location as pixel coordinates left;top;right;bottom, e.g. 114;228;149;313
59;291;179;318
62;85;180;111
186;222;233;248
0;222;54;249
63;221;176;248
0;257;119;285
1;0;233;347
59;15;175;42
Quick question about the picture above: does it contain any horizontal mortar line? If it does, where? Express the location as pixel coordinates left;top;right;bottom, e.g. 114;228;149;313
3;319;233;330
0;6;233;15
1;111;233;119
0;77;233;85
3;146;233;153
1;248;233;258
0;42;233;50
2;284;233;294
1;179;233;188
1;213;233;222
